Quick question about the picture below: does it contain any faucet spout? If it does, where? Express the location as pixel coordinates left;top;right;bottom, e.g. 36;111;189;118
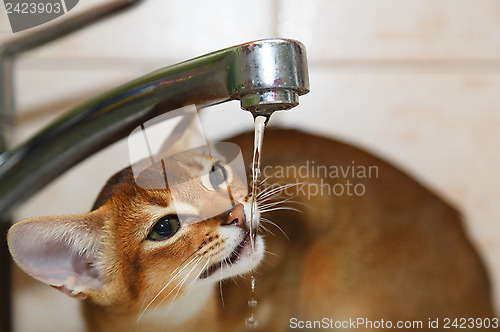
0;39;309;217
233;39;309;116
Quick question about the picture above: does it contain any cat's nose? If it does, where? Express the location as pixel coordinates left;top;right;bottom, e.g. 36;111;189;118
224;204;246;229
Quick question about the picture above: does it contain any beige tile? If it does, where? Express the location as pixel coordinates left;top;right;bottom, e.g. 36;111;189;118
3;0;275;63
0;16;10;34
278;0;500;61
11;64;148;144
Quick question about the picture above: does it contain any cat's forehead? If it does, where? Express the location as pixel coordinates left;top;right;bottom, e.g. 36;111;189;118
168;149;214;170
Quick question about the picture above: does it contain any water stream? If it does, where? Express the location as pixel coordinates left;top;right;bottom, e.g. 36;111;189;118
246;115;267;328
249;115;266;247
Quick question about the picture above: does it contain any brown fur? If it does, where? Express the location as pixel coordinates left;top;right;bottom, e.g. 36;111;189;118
8;129;496;331
221;129;496;331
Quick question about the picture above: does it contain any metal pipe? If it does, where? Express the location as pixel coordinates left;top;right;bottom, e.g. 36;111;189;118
0;39;309;217
0;0;145;147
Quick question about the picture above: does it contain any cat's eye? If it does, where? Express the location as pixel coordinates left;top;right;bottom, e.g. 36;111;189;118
147;215;180;241
209;161;228;189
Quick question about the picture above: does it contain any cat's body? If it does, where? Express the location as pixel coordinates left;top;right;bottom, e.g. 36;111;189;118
8;129;495;331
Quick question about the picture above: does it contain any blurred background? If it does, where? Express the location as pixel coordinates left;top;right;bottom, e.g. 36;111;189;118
1;0;499;331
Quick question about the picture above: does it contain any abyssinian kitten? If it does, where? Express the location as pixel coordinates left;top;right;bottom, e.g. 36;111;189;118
8;128;496;331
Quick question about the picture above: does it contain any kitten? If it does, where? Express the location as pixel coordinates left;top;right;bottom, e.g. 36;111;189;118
8;129;496;331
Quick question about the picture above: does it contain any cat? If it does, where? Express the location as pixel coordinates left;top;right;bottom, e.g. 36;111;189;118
8;128;496;331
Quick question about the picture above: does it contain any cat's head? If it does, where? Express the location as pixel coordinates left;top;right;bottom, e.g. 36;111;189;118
8;142;264;314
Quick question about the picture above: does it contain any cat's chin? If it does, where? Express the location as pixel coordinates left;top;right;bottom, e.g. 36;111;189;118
196;233;264;284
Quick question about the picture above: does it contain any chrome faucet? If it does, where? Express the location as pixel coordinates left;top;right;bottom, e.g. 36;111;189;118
0;38;309;216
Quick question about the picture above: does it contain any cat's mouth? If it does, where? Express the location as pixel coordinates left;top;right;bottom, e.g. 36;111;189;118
199;232;251;279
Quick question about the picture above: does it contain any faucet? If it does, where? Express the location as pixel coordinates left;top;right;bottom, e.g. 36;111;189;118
0;38;309;217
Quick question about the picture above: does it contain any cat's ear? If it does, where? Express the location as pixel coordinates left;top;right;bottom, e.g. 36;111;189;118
7;211;104;299
159;106;208;155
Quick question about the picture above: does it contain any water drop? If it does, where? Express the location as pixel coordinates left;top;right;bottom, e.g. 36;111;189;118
246;314;258;328
248;298;258;309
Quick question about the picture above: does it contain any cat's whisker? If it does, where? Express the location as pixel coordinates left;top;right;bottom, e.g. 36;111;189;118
258;193;306;207
256;186;311;219
260;254;278;268
216;245;226;309
256;186;287;200
137;255;202;322
259;223;275;236
180;256;211;303
257;196;285;205
257;194;302;205
143;251;206;316
259;175;270;183
257;187;286;200
254;175;270;187
259;199;298;210
169;244;210;278
260;217;290;243
169;246;206;277
159;256;206;328
257;181;308;200
255;186;282;200
259;202;281;209
157;256;204;316
169;255;201;281
260;206;303;214
176;256;210;300
257;179;289;191
270;197;313;210
193;256;211;281
255;176;272;189
138;291;149;315
259;202;308;217
263;249;279;258
169;256;204;298
177;257;212;319
231;275;240;288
